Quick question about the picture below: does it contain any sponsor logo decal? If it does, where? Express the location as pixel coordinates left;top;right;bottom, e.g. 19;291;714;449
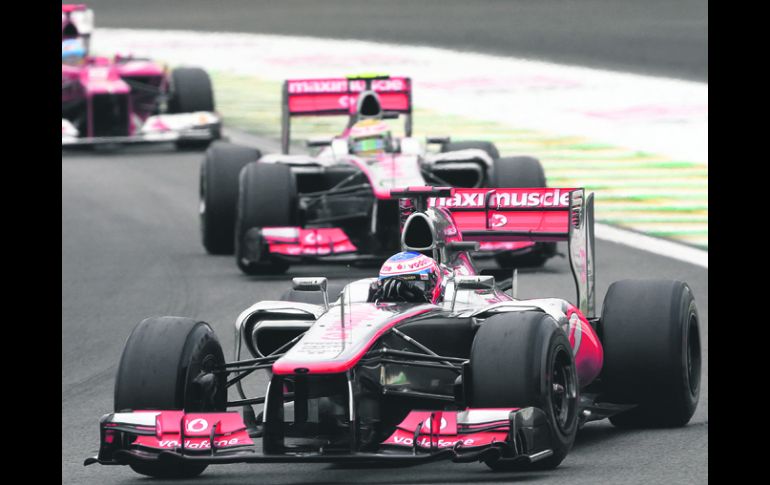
379;253;436;277
156;438;243;449
287;78;406;94
429;189;570;209
423;416;447;431
186;418;208;433
288;79;348;94
390;436;475;448
489;213;507;227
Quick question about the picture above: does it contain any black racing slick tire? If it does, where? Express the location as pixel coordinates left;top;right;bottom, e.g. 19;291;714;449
492;156;554;268
492;155;546;189
470;312;578;471
114;316;226;478
168;67;215;114
441;140;500;160
600;280;701;428
200;141;261;255
235;162;296;275
168;67;218;150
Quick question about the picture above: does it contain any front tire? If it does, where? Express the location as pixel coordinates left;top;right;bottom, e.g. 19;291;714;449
168;67;215;113
470;311;578;471
114;316;226;478
168;67;218;150
235;162;296;275
200;142;261;255
600;280;701;427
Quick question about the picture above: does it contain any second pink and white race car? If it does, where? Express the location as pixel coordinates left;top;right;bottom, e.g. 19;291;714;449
199;75;555;274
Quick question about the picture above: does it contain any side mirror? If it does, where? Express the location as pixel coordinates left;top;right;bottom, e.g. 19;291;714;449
451;275;495;311
426;136;450;147
400;137;423;156
446;241;480;252
292;277;329;310
454;275;495;290
306;138;333;148
331;139;349;158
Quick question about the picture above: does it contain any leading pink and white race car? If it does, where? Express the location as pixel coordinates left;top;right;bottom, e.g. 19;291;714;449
61;4;221;148
85;186;701;479
199;74;555;274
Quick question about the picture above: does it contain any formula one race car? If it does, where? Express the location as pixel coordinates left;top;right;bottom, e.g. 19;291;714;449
199;75;555;274
61;4;221;148
86;186;701;479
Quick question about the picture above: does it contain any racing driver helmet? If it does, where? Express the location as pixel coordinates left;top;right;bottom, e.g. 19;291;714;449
62;38;86;66
369;251;443;304
349;119;393;156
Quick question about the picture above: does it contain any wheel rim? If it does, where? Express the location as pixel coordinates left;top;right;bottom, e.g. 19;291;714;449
187;353;224;412
550;346;577;433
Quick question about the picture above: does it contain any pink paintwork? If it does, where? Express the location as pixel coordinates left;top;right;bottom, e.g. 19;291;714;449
262;227;358;256
383;409;516;450
62;5;181;140
566;304;603;386
430;187;575;242
125;411;254;451
286;77;411;116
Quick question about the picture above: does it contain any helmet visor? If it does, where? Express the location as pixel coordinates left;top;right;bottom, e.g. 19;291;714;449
352;136;385;153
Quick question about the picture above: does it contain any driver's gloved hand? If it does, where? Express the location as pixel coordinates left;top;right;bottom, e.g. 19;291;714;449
377;279;428;303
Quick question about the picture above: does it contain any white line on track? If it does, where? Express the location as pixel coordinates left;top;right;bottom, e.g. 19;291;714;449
595;223;707;268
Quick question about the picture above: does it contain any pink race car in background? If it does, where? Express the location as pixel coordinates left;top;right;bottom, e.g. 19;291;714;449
200;74;556;274
61;4;221;149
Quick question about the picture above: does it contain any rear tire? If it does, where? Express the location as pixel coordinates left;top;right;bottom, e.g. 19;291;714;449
492;156;554;268
235;162;296;275
492;155;546;189
200;141;261;255
114;316;226;478
441;140;500;160
470;311;578;471
600;280;701;428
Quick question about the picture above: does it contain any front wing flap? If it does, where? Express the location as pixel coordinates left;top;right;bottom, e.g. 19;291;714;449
85;407;552;468
62;112;221;146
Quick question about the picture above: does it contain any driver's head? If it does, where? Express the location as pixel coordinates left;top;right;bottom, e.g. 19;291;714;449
62;38;86;66
349;119;392;156
369;252;443;304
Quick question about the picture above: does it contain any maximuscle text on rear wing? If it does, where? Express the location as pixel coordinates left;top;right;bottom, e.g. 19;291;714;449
404;187;595;317
281;75;412;154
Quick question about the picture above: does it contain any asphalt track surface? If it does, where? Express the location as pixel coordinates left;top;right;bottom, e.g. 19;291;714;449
85;0;708;81
62;138;708;485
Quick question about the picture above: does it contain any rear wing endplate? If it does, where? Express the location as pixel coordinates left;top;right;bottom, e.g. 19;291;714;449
281;75;412;154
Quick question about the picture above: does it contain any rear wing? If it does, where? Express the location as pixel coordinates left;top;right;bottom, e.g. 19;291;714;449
395;187;596;317
281;75;412;154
